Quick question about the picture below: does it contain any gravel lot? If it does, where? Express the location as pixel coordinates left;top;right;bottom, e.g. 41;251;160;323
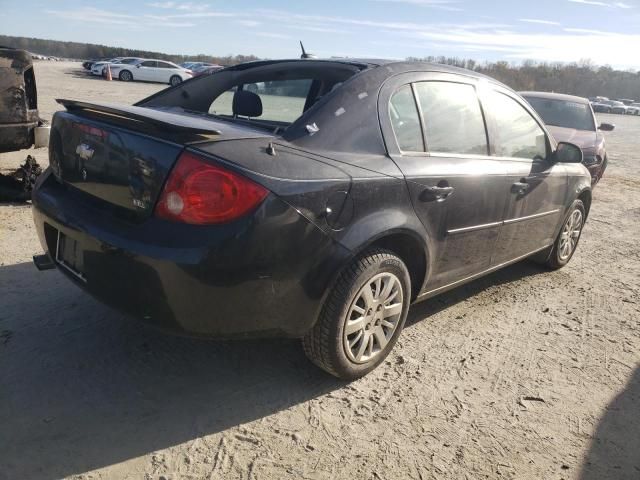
1;62;639;480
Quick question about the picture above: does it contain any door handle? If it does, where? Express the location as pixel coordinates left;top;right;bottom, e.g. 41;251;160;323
420;185;454;202
512;181;530;195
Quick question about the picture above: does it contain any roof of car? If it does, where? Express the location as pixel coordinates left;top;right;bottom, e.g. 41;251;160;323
224;58;494;81
520;91;590;104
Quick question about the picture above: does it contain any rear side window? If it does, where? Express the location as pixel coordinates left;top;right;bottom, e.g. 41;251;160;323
389;85;424;152
209;87;237;116
415;82;488;155
485;90;547;160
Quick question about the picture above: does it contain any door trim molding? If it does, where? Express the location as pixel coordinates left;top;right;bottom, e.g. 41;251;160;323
503;209;560;225
447;209;560;235
447;221;502;235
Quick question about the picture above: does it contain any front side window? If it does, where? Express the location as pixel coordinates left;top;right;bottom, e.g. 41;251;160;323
140;61;156;68
415;82;488;155
486;90;547;160
389;85;424;152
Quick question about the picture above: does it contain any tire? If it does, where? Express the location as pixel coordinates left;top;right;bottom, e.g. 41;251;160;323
543;200;586;270
119;70;133;82
169;75;182;86
302;249;411;380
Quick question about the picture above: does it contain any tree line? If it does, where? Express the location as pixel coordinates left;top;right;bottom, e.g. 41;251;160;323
408;56;640;100
0;35;258;66
3;35;639;100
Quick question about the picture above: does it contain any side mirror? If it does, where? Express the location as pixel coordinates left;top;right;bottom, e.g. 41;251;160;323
599;123;615;132
554;142;583;164
136;64;141;68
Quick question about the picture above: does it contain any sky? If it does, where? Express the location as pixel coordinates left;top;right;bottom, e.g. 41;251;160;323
2;0;640;69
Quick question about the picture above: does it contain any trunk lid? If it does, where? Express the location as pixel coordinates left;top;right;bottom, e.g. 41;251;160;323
50;100;273;220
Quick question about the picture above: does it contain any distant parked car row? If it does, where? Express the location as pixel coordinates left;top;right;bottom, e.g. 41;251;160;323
589;96;640;115
81;57;224;86
180;61;225;76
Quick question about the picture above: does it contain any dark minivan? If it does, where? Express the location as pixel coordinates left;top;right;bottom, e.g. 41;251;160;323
33;59;591;378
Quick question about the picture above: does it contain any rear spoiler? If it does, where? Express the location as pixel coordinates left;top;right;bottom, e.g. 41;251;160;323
56;99;222;135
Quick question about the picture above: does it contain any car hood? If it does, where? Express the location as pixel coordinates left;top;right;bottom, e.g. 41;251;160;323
546;125;597;149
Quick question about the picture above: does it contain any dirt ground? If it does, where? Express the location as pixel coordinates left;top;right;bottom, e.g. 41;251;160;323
1;61;638;480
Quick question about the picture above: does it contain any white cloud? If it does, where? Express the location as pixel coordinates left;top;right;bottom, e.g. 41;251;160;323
568;0;633;7
370;0;463;10
255;32;292;40
46;7;195;28
519;18;562;26
146;2;211;12
394;26;640;68
237;20;261;27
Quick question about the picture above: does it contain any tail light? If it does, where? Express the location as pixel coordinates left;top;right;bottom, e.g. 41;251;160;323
155;151;268;225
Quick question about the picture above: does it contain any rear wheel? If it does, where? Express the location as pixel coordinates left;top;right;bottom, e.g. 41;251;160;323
303;249;411;379
170;75;182;87
119;70;133;82
544;200;586;270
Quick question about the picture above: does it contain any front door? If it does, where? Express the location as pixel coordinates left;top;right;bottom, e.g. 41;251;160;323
382;74;509;292
481;87;567;264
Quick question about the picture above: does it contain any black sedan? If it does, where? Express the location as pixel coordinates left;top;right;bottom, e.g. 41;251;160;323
32;59;591;379
521;91;614;186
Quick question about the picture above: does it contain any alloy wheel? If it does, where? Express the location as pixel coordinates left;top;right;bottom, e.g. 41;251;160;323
343;272;404;364
558;209;583;261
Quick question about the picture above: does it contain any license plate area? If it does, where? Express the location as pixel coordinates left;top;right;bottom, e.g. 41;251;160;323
55;230;86;282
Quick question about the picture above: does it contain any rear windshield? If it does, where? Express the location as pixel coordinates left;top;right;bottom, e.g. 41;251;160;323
525;96;595;131
138;62;364;131
209;79;313;123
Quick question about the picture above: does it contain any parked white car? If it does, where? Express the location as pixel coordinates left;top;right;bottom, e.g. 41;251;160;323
111;59;193;86
626;103;640;115
90;58;123;76
91;57;141;76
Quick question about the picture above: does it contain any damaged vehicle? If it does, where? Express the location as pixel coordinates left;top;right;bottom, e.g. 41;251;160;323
0;47;39;153
0;46;46;200
32;59;591;379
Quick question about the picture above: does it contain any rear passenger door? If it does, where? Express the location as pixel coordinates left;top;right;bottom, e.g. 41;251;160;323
481;87;567;264
155;61;177;83
381;73;509;292
135;60;157;81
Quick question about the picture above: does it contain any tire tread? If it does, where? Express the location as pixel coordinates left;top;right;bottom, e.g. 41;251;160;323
302;249;402;377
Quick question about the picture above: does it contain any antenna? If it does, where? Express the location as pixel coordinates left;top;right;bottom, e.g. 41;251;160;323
299;41;316;59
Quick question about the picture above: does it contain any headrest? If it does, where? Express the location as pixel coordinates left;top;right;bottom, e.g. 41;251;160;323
232;90;262;118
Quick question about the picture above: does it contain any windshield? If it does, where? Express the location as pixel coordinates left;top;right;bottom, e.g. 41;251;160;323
525;96;595;131
140;62;364;131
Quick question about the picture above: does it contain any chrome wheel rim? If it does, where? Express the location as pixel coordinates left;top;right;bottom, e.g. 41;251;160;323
171;76;181;86
343;272;404;364
558;209;583;261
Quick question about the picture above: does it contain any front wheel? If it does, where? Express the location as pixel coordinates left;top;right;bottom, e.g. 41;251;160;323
544;200;586;270
169;75;182;86
303;249;411;379
119;70;133;82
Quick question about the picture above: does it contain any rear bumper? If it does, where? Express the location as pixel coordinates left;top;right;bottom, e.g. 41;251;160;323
32;170;351;338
